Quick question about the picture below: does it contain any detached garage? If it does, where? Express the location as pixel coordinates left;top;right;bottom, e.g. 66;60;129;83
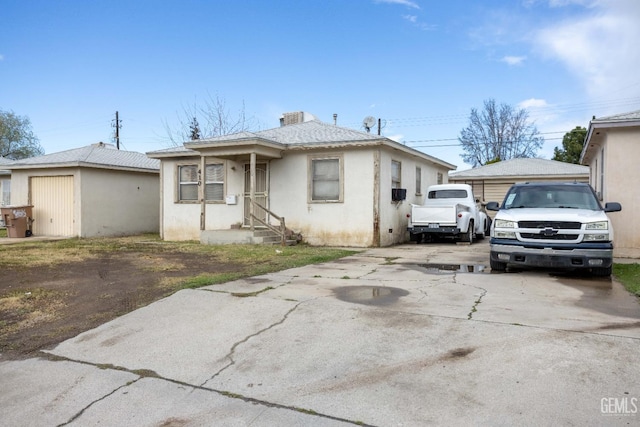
448;158;589;215
6;142;160;238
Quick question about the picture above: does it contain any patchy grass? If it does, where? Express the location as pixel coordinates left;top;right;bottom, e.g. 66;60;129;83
613;264;640;296
0;289;67;337
0;234;357;271
0;228;6;238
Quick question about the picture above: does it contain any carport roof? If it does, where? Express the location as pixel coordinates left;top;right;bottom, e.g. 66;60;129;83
449;158;589;179
5;143;160;173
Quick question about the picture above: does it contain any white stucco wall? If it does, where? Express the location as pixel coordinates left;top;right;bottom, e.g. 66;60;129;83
9;167;159;238
159;147;454;247
269;149;376;247
378;149;451;247
80;168;159;237
592;129;640;250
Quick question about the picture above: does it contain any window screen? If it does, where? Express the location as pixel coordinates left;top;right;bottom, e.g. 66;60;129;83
312;158;340;201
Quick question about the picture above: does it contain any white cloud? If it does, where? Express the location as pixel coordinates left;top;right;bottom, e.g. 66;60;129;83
403;14;417;23
374;0;420;9
534;0;640;100
519;98;548;109
502;55;526;66
0;54;4;61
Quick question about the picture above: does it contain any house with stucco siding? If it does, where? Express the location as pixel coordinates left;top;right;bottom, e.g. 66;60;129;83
6;143;160;237
580;110;640;253
147;113;455;247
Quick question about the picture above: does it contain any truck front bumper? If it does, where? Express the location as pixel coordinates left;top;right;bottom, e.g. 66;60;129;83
489;240;614;269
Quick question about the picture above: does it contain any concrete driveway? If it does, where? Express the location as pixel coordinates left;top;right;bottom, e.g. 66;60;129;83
2;240;640;426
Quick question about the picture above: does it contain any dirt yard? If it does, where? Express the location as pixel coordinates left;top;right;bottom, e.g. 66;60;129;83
0;250;241;361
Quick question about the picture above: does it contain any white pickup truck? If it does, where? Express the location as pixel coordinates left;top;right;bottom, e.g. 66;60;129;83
408;184;489;244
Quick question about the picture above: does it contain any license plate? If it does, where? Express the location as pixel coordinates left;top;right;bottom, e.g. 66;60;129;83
428;223;440;228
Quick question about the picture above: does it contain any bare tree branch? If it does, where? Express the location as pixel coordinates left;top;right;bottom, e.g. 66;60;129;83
458;99;543;167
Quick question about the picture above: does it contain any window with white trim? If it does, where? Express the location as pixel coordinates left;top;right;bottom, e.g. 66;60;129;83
415;166;422;195
178;165;198;201
392;160;401;189
177;163;225;202
309;156;342;202
205;163;224;201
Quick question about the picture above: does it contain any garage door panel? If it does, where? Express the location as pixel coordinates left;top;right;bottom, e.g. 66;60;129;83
31;176;74;237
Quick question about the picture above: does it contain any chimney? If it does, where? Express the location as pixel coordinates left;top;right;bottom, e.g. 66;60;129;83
279;111;317;126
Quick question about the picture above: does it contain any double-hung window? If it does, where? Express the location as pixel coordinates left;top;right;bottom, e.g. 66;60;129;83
205;164;224;201
177;163;225;202
178;165;198;201
392;160;401;189
309;156;343;202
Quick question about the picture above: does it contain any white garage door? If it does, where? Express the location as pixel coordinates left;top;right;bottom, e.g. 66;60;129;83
30;176;74;236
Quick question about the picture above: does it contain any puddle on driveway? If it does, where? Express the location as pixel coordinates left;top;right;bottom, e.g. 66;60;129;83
333;286;409;306
555;275;640;319
414;263;487;274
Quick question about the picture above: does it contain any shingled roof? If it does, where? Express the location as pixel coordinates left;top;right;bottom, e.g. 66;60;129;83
449;158;588;179
6;143;159;173
149;119;455;169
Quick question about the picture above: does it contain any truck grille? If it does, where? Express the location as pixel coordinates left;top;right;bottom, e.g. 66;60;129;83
519;233;578;240
517;221;581;229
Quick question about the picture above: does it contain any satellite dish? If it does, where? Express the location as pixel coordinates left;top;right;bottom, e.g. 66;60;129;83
363;116;376;132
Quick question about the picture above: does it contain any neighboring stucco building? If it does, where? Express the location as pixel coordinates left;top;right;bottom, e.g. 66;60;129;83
0;157;11;207
580;110;640;252
147;113;455;247
448;158;589;213
6;143;160;237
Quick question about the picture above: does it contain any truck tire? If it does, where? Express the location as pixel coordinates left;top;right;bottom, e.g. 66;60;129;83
462;221;473;243
591;266;612;277
490;258;506;272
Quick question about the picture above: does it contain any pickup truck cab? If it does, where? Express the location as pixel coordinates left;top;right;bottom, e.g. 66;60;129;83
408;184;489;244
486;182;621;276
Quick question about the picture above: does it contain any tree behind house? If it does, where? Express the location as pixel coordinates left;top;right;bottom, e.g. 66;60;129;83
458;99;544;167
552;126;586;164
164;94;257;146
0;110;45;159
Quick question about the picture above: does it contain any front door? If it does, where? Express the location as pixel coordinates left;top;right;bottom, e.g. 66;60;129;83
243;163;268;226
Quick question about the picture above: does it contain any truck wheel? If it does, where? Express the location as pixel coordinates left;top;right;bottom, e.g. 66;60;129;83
592;266;612;277
462;221;473;243
490;258;506;272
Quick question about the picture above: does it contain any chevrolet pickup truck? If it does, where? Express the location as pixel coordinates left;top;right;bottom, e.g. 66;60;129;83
486;182;622;276
408;184;489;244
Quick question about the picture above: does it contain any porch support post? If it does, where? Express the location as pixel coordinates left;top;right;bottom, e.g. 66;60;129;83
249;152;256;231
200;155;206;231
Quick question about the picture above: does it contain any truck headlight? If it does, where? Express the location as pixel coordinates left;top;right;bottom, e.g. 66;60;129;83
585;221;608;230
494;219;516;228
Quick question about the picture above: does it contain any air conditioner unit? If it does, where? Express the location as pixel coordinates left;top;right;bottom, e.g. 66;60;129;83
391;188;407;201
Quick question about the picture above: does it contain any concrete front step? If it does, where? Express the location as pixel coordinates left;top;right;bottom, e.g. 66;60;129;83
200;229;298;245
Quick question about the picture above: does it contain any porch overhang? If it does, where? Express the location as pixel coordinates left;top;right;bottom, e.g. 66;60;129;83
185;138;284;161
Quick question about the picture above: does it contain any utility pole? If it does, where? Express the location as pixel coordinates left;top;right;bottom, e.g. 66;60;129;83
112;111;122;149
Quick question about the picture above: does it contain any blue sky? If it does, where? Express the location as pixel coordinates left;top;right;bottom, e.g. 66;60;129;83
2;0;640;170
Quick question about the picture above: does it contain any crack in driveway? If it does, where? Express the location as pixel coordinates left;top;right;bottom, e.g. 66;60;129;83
200;295;307;388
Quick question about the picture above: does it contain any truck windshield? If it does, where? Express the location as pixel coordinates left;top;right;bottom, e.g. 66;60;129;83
428;189;468;199
503;185;602;210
